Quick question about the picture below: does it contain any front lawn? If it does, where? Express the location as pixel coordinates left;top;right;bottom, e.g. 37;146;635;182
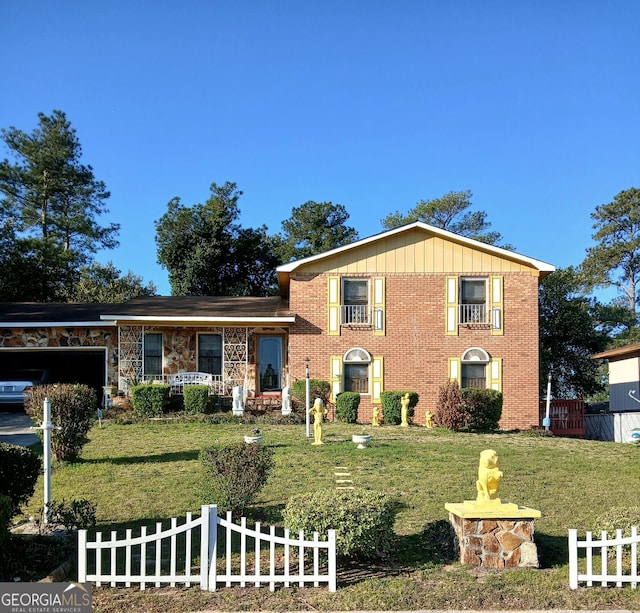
14;418;640;612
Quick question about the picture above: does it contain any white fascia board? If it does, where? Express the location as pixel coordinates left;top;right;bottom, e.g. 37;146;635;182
276;221;556;273
99;315;295;324
0;321;113;328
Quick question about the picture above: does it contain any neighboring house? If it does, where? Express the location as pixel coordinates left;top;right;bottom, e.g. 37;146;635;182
589;343;640;443
0;222;554;430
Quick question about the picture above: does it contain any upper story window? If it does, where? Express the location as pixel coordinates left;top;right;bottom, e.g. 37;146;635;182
198;334;222;375
460;278;488;324
143;333;163;376
342;278;369;325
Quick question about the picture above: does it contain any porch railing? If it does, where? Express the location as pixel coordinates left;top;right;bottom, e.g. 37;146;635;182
145;373;224;396
341;305;370;325
459;303;489;325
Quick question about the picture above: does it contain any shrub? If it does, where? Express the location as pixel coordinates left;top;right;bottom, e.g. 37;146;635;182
380;391;418;425
291;379;331;405
199;443;275;516
593;506;640;564
283;488;397;560
434;381;466;430
130;384;170;418
0;443;41;516
25;384;97;462
46;498;97;533
336;392;360;423
461;388;503;432
183;385;209;414
0;494;11;546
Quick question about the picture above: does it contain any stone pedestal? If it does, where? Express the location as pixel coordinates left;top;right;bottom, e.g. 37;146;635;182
445;501;541;569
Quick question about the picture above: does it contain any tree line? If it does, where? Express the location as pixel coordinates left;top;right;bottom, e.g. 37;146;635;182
1;110;639;400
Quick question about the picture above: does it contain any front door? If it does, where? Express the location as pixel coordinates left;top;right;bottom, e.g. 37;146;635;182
258;336;283;393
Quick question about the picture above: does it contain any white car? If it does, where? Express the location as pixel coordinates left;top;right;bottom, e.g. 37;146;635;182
0;369;50;406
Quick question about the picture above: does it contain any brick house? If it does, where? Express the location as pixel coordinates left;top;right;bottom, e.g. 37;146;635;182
0;222;553;429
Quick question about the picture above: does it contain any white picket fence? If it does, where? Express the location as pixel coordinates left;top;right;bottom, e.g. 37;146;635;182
568;527;639;589
78;504;337;592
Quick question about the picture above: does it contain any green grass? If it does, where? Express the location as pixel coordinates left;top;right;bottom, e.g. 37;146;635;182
16;418;640;611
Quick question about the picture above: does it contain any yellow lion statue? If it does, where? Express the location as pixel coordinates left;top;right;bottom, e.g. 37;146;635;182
476;449;503;503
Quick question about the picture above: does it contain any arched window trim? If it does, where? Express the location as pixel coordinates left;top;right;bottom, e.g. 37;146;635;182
343;347;372;363
461;347;490;363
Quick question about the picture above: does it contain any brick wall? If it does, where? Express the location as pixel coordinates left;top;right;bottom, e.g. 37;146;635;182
288;272;540;431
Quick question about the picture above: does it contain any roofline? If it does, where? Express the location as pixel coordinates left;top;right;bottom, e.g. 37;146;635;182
276;221;556;274
592;342;640;360
99;315;295;324
0;321;114;328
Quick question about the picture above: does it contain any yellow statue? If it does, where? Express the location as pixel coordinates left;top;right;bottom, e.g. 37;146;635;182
476;449;503;503
400;392;410;427
310;398;327;445
372;405;380;427
425;410;433;429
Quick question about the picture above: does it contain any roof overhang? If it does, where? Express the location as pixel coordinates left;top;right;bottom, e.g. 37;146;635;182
0;321;113;328
99;315;296;326
592;342;640;361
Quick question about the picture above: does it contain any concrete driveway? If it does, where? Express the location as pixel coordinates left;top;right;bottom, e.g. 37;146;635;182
0;410;40;446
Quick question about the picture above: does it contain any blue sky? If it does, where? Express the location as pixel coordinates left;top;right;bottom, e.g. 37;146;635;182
1;1;638;296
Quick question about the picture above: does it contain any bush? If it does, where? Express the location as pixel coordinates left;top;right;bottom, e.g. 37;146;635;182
336;392;360;423
593;506;640;564
380;391;418;425
200;443;275;516
0;494;11;546
46;498;97;533
283;489;397;560
25;384;97;462
291;379;331;405
461;388;503;432
434;381;466;430
0;443;41;516
130;384;170;418
183;385;209;414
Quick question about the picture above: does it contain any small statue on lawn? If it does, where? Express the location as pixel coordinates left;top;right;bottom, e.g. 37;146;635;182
401;392;410;427
309;397;327;445
425;410;433;429
372;404;380;427
476;449;503;503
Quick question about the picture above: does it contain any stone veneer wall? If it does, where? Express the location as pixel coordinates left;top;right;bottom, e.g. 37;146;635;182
0;326;117;383
448;513;540;569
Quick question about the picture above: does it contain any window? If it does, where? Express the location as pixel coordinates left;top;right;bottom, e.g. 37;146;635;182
461;347;490;389
343;347;370;393
198;334;222;375
460;278;488;324
342;279;369;325
144;333;162;376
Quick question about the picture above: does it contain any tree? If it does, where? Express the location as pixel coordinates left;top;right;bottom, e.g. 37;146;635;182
70;262;157;303
581;187;640;318
381;190;512;248
0;110;119;301
277;201;359;262
539;267;609;398
155;182;279;296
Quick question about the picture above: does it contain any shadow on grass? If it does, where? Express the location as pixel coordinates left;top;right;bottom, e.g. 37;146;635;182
76;449;201;465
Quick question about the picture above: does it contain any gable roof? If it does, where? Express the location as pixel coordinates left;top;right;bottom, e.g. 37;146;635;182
276;221;556;295
0;296;294;327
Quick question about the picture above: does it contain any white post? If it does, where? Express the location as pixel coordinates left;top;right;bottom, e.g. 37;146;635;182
544;372;552;431
305;358;310;438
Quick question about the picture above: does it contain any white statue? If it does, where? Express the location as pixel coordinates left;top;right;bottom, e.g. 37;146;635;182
281;385;292;416
232;385;244;416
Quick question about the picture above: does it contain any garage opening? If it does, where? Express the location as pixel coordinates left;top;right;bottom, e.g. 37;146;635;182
0;349;106;402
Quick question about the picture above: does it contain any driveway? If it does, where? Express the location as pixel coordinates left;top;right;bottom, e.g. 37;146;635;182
0;411;40;446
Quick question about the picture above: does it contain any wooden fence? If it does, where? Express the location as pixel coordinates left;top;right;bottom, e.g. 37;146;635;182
568;527;639;589
78;505;337;592
539;399;585;437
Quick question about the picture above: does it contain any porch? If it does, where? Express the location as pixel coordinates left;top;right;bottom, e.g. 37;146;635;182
539;399;585;437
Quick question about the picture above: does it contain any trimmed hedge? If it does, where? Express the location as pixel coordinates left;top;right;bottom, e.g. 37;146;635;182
25;384;97;462
291;379;331;405
336;392;360;423
183;385;209;414
0;443;41;516
283;488;397;560
380;391;419;425
0;494;12;546
200;442;275;516
461;388;503;432
131;384;170;418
